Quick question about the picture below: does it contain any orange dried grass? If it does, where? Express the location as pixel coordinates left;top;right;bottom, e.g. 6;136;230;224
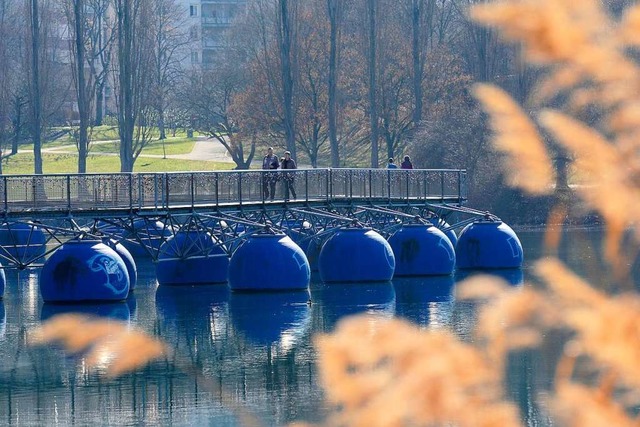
314;315;521;427
473;84;555;195
29;314;167;377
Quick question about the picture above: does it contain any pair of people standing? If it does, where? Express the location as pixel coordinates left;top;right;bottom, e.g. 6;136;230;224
262;147;297;201
387;155;414;169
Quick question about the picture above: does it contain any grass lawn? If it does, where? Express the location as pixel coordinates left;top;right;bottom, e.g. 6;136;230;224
86;138;196;156
1;153;234;175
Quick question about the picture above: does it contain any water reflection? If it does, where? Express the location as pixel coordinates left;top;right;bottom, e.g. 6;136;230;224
228;290;310;351
393;276;455;329
155;284;230;349
311;281;396;331
455;268;524;287
0;301;5;339
41;301;131;322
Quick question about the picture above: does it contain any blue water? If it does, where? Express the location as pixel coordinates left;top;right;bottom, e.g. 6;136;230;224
0;228;607;426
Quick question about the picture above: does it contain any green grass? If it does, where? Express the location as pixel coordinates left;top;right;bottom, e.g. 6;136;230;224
1;153;234;175
86;138;196;156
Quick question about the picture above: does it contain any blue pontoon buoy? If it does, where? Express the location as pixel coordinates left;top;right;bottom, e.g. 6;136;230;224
228;233;310;291
40;239;130;303
104;238;137;292
118;219;172;258
388;224;455;276
0;223;47;261
156;230;229;285
455;219;523;269
318;227;395;283
429;217;458;246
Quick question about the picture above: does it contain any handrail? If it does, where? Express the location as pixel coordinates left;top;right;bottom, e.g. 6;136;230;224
0;168;467;215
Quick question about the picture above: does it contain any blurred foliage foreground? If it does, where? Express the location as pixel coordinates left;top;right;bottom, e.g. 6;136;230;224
29;1;640;426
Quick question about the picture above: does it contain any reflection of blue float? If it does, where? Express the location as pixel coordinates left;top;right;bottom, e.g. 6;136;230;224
0;302;5;338
229;290;310;347
388;225;455;276
311;281;395;330
228;233;310;291
104;238;137;291
455;220;523;269
455;268;524;287
156;231;229;285
393;276;455;326
40;239;130;303
156;284;229;341
429;217;458;246
319;228;395;283
41;301;131;322
0;262;4;299
0;223;47;261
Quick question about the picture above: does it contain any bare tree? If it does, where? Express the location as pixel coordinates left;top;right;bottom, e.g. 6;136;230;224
114;0;154;172
276;0;297;159
366;0;378;167
182;68;256;169
149;0;187;140
327;0;342;167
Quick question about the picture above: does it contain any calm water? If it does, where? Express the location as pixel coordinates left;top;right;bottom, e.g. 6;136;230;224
0;227;611;426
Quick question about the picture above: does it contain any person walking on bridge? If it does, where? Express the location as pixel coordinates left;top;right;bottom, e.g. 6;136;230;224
281;151;297;201
262;147;280;201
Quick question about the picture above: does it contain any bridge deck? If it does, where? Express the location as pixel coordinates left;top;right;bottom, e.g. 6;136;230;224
0;168;467;218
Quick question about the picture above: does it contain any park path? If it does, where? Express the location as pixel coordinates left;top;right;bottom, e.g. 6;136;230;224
25;136;232;162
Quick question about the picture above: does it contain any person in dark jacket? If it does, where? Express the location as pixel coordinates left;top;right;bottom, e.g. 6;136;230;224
401;155;413;169
262;147;280;200
281;151;297;200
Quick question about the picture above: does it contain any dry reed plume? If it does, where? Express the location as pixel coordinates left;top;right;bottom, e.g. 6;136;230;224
305;1;640;426
29;313;167;377
30;1;640;426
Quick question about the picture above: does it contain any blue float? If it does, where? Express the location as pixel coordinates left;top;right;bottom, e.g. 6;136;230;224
318;227;395;283
228;233;310;291
393;276;455;326
156;230;230;285
455;219;523;269
388;224;455;276
104;238;137;292
229;290;310;346
0;223;47;261
429;217;458;246
40;239;130;303
115;219;172;258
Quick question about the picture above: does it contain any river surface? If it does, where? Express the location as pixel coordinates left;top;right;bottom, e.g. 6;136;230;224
0;227;615;426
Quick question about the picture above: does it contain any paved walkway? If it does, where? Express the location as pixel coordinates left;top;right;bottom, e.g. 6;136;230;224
26;136;233;163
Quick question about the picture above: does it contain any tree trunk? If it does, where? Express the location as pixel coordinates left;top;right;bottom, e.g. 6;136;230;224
95;82;104;126
12;96;21;155
73;0;89;173
411;0;423;126
367;0;378;168
327;0;341;167
117;0;135;173
278;0;296;159
29;0;43;175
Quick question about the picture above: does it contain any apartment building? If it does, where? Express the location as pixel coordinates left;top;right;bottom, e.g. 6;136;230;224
182;0;247;68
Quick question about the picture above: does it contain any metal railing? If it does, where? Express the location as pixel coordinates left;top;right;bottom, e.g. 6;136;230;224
0;168;467;215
